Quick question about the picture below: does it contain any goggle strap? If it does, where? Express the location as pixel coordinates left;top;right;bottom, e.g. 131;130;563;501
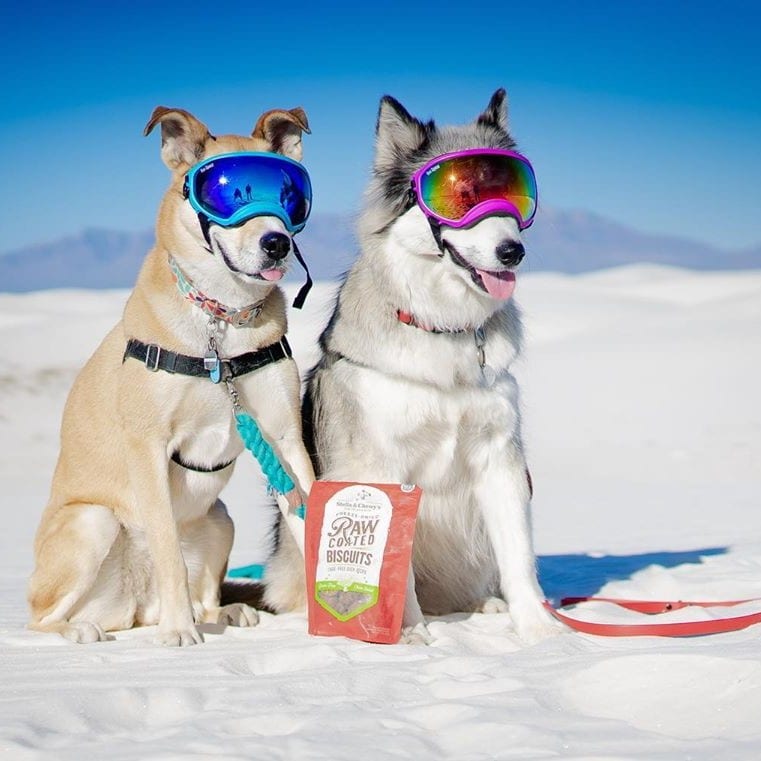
427;215;446;257
291;239;313;309
409;183;445;256
197;212;214;254
193;204;311;306
404;184;417;211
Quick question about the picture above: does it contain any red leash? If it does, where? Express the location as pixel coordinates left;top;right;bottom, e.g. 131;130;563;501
546;596;761;637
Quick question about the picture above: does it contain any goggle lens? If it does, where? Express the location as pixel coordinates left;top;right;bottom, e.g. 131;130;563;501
418;152;536;227
189;153;311;231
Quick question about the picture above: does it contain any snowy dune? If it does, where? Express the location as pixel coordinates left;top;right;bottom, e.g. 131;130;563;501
1;267;760;759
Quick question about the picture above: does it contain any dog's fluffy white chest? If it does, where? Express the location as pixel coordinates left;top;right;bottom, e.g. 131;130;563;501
331;360;520;491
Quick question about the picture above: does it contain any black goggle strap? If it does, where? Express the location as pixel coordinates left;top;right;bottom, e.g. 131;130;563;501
407;182;445;257
197;212;214;253
182;175;214;254
427;215;446;257
291;239;313;309
405;184;417;212
192;211;311;304
183;169;311;302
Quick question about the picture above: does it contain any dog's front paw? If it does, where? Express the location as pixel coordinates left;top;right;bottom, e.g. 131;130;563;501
511;603;564;645
61;621;107;644
155;626;204;647
471;596;509;614
400;622;434;645
216;603;259;627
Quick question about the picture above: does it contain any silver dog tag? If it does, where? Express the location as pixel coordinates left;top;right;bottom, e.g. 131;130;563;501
474;326;495;387
204;350;221;384
481;364;497;387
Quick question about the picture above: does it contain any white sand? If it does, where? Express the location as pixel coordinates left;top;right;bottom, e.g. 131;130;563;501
1;267;760;760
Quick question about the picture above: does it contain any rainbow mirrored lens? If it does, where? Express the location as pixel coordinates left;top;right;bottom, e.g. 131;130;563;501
416;150;536;228
188;152;312;231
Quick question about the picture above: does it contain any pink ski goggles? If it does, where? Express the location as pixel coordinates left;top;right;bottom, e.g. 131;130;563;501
410;148;537;230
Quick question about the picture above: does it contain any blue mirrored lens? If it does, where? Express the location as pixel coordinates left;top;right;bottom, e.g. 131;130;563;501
191;154;311;227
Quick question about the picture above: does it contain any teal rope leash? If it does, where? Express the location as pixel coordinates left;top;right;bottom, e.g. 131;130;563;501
220;370;306;520
234;411;306;520
207;338;306;580
229;411;305;579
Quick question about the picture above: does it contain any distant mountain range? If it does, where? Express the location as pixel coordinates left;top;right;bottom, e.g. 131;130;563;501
0;210;757;292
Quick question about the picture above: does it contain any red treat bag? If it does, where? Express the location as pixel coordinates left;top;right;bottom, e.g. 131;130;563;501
305;481;422;644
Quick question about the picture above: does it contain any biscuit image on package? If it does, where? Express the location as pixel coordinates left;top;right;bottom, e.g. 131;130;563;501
316;588;373;619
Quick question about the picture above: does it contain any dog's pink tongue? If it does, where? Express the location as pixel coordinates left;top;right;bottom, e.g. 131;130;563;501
476;268;516;300
259;269;284;282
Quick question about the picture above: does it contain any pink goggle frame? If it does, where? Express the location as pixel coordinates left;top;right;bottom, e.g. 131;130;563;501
410;148;538;230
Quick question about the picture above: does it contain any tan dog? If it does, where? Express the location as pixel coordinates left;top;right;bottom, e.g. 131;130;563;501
28;105;315;646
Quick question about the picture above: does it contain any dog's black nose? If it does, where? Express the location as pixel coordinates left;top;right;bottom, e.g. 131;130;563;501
260;232;291;260
495;240;525;267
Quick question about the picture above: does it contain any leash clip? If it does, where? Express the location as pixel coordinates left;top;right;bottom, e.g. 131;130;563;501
205;319;222;383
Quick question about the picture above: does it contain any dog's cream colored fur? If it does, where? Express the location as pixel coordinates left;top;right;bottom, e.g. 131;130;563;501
28;105;314;646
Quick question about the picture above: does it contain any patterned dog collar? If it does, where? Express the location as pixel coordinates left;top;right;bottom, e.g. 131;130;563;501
168;254;265;327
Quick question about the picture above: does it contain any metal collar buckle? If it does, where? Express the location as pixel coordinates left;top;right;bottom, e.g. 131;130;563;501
230;305;263;328
145;344;162;372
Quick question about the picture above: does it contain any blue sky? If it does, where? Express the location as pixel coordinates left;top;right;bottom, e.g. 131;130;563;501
2;0;760;253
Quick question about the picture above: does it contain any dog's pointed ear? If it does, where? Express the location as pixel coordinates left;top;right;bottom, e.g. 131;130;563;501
143;107;211;171
252;107;311;161
374;96;430;171
476;88;509;132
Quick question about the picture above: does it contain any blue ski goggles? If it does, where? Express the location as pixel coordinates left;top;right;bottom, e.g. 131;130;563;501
183;152;312;233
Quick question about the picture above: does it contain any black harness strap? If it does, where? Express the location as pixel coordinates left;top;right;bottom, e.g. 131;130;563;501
125;338;292;473
170;450;235;473
123;336;292;380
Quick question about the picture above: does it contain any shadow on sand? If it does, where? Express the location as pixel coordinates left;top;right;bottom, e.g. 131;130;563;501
537;547;727;602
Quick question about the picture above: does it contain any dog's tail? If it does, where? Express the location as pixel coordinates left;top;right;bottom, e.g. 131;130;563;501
220;580;275;612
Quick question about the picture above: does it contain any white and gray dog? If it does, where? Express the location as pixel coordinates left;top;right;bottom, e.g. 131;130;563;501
264;89;560;644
